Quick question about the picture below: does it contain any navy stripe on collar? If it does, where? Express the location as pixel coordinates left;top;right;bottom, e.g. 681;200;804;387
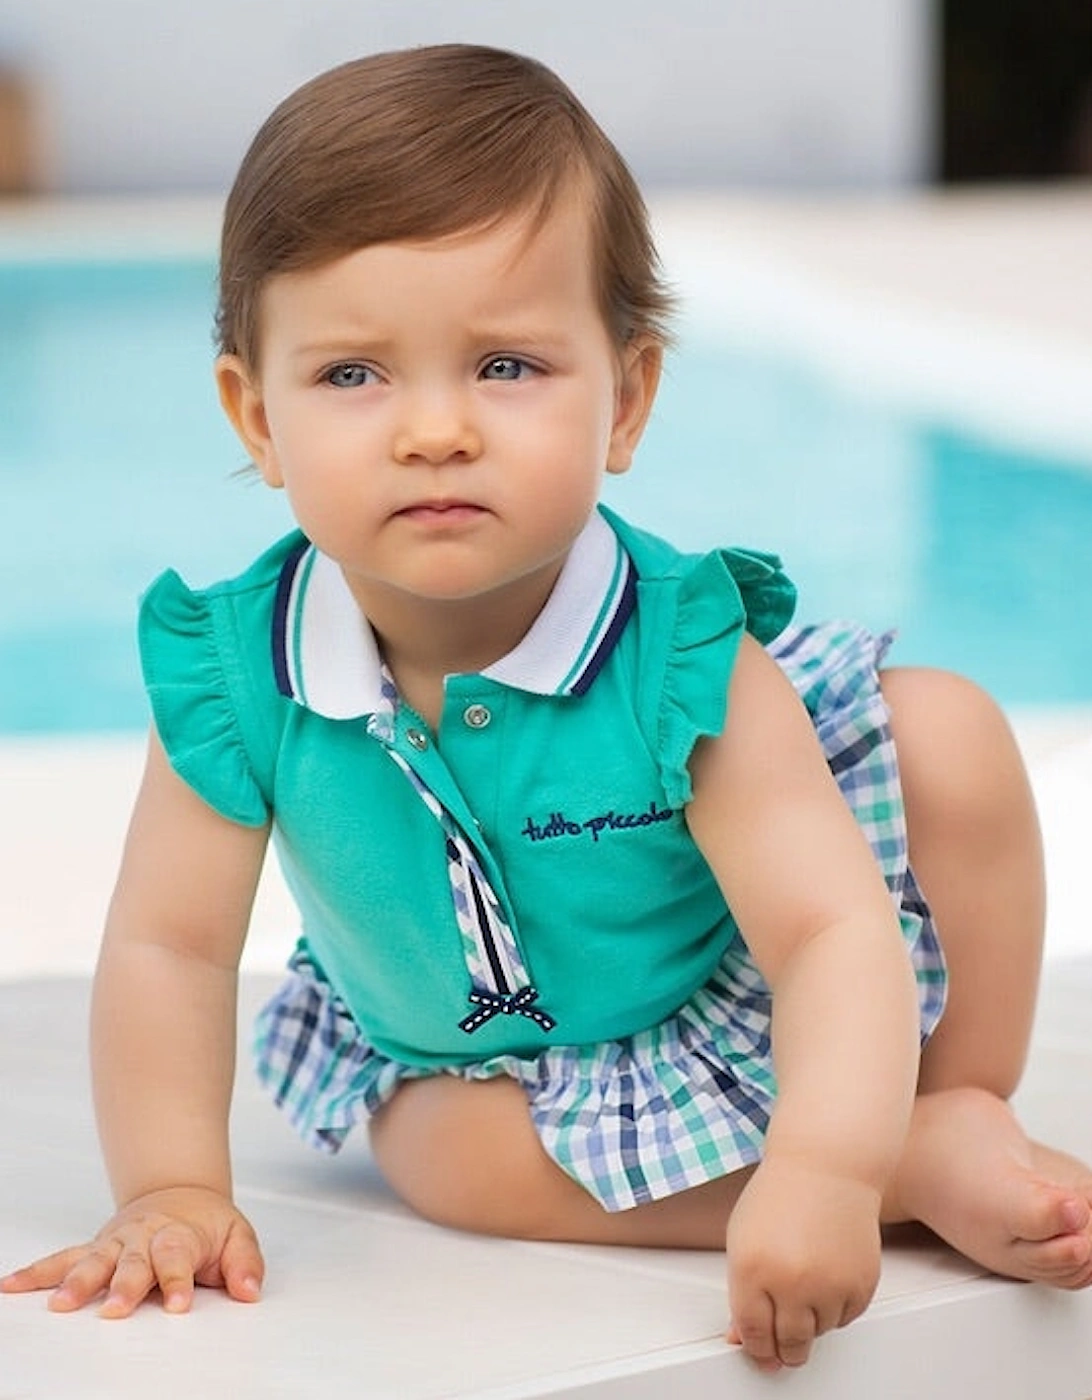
570;561;637;697
272;535;312;702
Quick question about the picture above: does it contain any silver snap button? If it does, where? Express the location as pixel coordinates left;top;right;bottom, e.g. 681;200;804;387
406;727;429;751
463;704;492;730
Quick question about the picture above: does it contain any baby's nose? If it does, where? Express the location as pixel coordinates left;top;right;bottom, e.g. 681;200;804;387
393;387;482;465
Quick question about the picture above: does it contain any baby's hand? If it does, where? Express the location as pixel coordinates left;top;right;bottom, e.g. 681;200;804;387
0;1186;264;1318
725;1157;882;1371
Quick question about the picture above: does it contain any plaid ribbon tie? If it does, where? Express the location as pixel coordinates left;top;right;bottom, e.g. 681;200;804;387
458;986;557;1035
369;669;556;1038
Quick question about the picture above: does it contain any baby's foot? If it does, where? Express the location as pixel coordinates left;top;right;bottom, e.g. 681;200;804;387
889;1087;1092;1289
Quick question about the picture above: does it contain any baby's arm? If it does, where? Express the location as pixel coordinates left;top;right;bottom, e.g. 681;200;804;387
1;730;269;1316
686;635;921;1371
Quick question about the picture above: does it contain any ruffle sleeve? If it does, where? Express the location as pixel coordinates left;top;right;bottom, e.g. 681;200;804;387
138;570;271;828
656;545;796;808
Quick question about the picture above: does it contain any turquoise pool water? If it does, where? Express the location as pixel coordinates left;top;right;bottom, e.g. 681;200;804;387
3;257;1092;734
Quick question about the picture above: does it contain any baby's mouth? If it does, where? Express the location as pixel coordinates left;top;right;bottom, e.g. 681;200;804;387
396;500;488;525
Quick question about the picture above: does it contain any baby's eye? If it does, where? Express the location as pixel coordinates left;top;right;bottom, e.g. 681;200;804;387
323;363;378;389
480;356;533;382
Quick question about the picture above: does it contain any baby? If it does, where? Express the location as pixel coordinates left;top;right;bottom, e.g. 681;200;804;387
4;45;1091;1373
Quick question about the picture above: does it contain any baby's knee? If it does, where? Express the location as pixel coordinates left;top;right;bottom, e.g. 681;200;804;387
882;667;1032;835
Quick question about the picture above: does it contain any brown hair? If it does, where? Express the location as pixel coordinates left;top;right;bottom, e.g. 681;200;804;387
216;44;674;366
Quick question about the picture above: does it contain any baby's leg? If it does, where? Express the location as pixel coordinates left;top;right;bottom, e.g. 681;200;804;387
880;667;1092;1286
369;1074;749;1248
882;665;1044;1098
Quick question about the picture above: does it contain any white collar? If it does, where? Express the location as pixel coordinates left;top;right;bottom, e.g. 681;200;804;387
271;508;636;720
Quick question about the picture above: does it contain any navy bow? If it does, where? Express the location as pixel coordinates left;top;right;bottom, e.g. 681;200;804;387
458;985;557;1035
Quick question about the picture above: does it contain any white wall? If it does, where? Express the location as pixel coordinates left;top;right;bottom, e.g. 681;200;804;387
0;0;935;194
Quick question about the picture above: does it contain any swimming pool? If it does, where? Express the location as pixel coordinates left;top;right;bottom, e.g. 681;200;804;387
3;251;1092;734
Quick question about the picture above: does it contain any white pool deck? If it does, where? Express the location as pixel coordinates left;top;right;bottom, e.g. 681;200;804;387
3;188;1092;1397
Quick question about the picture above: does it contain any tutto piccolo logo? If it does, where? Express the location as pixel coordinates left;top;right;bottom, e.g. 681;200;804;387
520;802;675;845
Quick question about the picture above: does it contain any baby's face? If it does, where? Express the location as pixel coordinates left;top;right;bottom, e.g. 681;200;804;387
215;191;660;631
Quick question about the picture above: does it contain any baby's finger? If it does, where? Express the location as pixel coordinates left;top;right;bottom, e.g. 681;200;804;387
728;1292;782;1373
218;1219;264;1303
147;1228;200;1314
48;1243;124;1312
772;1301;819;1368
98;1248;159;1319
1;1246;93;1294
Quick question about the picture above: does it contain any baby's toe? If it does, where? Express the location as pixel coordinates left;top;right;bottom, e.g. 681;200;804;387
1006;1177;1089;1246
1009;1221;1092;1286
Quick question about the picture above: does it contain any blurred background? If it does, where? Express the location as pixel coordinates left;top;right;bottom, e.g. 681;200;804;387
0;0;1089;195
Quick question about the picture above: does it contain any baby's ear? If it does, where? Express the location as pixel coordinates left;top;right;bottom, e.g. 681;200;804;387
606;336;663;475
214;355;283;488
